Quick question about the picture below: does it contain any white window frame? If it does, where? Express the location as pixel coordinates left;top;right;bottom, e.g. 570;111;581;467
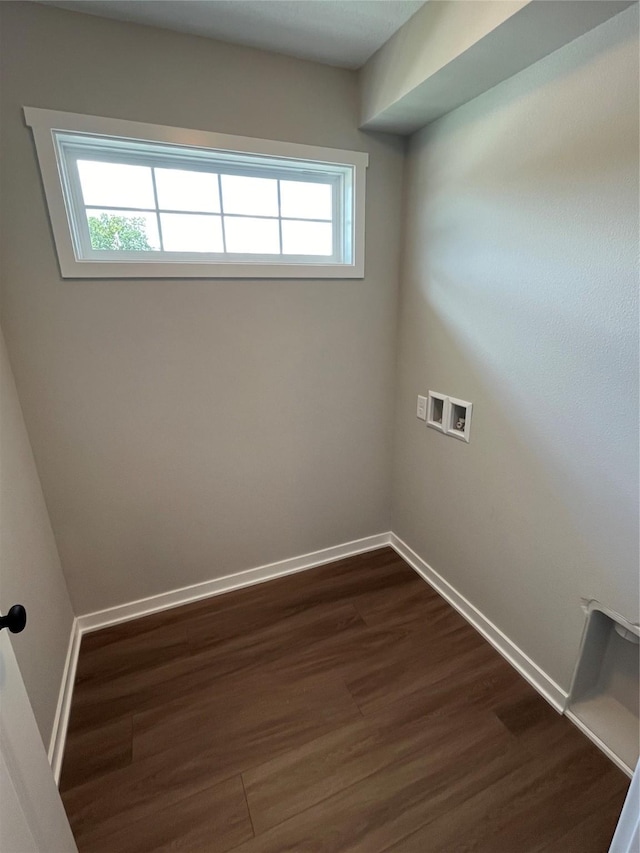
24;107;368;279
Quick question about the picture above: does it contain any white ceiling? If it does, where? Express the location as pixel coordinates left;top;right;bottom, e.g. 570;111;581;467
41;1;427;69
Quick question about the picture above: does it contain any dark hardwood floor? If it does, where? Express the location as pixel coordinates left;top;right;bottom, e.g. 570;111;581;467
60;548;628;852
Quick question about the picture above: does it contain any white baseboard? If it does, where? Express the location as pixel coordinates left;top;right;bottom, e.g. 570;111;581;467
54;529;615;788
47;616;81;785
49;532;391;786
389;533;568;713
77;531;567;713
565;710;634;778
77;532;392;634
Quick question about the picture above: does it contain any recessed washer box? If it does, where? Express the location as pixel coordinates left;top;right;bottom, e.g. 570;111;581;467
426;391;447;432
446;397;472;443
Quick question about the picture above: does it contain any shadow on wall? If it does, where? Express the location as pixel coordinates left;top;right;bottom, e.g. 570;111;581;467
392;8;639;689
394;295;638;688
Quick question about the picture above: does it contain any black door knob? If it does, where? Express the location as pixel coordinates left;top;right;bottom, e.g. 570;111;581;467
0;604;27;634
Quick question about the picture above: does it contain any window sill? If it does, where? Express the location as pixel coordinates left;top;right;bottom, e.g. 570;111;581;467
56;259;365;279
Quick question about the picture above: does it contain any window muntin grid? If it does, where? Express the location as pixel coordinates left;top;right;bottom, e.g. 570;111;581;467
58;135;349;265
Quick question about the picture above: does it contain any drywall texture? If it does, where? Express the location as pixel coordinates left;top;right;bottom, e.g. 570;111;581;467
0;329;75;747
0;3;404;614
393;6;639;690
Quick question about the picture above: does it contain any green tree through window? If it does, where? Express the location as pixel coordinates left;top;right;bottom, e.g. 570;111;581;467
88;213;152;251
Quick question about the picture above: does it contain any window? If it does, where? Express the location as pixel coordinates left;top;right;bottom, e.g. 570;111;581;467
24;108;368;279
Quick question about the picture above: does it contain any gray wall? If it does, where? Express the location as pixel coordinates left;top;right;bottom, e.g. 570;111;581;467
0;329;75;747
1;0;636;702
392;6;639;690
0;3;404;615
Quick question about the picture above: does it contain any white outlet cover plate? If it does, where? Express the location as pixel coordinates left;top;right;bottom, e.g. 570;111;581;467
416;395;427;420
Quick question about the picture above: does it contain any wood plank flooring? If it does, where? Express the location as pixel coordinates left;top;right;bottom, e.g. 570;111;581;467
60;548;628;852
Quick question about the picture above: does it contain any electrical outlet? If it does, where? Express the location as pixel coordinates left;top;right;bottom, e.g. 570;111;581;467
416;395;427;420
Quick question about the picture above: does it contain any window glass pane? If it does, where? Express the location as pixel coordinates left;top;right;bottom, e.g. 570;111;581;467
160;213;223;252
282;220;332;256
221;175;278;217
154;168;220;213
224;217;280;254
280;181;332;220
86;210;160;251
78;161;155;209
